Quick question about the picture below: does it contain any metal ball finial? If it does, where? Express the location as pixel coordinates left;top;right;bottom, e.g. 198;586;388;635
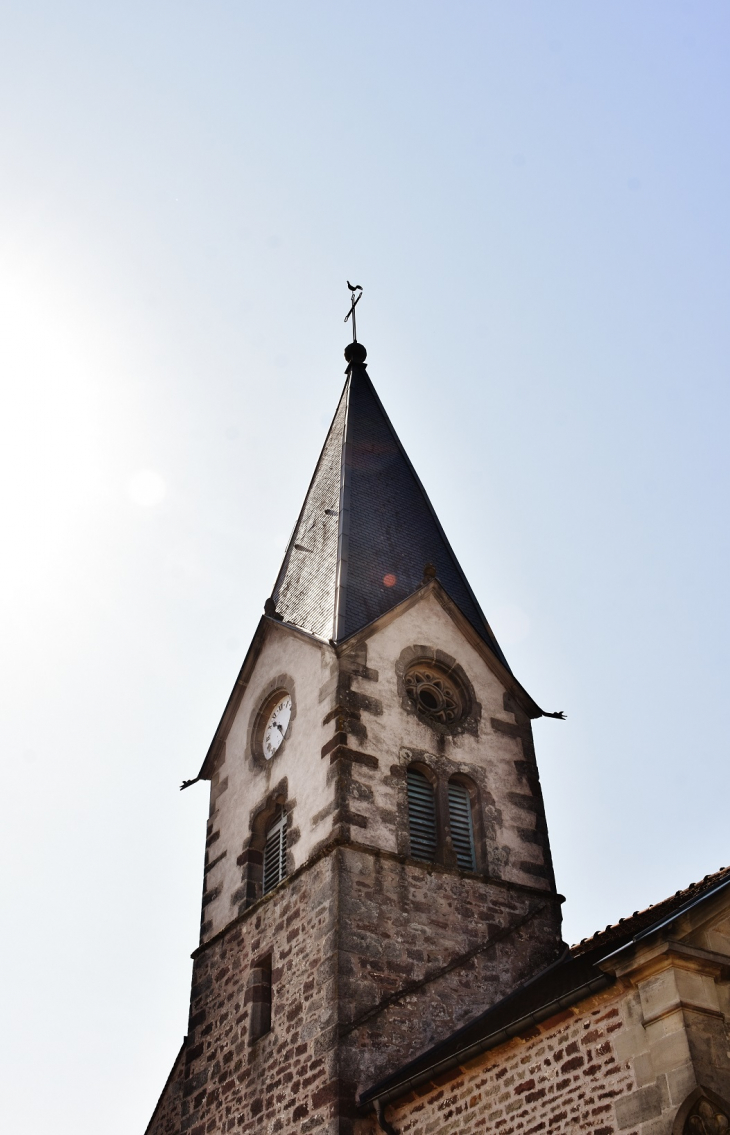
344;341;367;364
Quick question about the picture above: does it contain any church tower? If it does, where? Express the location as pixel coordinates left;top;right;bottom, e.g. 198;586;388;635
145;337;565;1135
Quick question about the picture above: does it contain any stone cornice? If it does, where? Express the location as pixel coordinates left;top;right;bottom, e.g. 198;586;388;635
191;836;564;960
602;936;730;982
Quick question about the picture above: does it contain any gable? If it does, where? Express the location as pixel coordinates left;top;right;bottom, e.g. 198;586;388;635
356;585;512;728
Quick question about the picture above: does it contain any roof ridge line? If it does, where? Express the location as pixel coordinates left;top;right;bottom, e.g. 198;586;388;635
270;376;350;638
596;870;730;965
333;372;354;642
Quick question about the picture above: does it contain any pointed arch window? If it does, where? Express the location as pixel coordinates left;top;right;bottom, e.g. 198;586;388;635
407;768;437;862
263;809;287;894
447;780;476;871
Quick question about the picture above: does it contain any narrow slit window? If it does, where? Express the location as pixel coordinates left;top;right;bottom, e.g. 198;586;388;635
407;768;437;862
447;781;476;870
248;954;272;1042
263;809;287;894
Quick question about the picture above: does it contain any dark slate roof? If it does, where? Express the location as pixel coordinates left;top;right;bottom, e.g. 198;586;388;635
271;350;509;668
269;381;347;641
359;864;730;1110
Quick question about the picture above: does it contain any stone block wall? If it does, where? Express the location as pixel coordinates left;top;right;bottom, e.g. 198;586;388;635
612;942;730;1130
146;586;568;1133
337;845;562;1095
148;853;340;1135
198;591;560;952
356;938;730;1135
346;594;559;895
146;838;562;1135
145;1043;186;1135
357;986;636;1135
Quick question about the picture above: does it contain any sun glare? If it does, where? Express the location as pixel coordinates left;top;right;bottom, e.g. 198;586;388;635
0;220;147;650
127;469;167;507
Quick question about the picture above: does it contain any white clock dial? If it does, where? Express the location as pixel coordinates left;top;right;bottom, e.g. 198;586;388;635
263;695;292;760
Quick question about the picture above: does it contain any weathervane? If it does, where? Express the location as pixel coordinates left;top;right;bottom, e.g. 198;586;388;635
344;281;363;343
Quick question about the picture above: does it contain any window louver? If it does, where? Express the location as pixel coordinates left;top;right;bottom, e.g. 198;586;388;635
447;781;475;870
407;769;437;862
263;811;287;894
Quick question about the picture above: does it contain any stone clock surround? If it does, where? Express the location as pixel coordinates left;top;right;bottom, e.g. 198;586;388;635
247;672;297;769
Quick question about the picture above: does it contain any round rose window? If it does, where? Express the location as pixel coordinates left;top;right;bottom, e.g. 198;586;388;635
404;665;463;726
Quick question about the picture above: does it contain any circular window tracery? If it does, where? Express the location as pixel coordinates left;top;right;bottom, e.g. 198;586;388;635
404;665;464;726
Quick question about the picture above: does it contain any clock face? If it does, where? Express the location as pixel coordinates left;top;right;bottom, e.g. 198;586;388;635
262;694;292;760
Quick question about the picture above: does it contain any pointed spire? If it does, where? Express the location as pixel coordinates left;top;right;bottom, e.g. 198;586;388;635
270;343;509;670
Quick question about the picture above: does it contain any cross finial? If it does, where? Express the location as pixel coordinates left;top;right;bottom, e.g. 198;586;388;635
344;281;363;343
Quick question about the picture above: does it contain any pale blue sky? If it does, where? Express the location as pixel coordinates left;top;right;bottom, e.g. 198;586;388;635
1;4;729;1132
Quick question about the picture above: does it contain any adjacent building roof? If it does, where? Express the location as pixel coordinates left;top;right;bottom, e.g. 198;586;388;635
270;347;509;668
360;865;730;1113
571;863;730;959
359;948;610;1112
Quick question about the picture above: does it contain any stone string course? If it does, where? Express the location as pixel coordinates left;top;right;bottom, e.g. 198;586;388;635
362;987;638;1135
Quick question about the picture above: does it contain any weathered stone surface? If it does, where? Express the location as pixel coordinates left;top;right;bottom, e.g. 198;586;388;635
146;555;566;1133
615;1082;663;1127
145;1042;186;1135
351;894;730;1135
145;355;730;1135
359;988;635;1135
148;839;561;1135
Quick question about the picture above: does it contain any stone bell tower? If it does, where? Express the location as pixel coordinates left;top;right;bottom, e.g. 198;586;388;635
145;338;565;1135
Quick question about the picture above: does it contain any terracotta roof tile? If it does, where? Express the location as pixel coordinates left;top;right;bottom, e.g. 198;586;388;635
571;864;730;957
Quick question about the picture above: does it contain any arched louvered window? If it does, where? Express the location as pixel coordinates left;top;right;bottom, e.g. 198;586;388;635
447;780;476;871
263;809;287;894
407;768;437;862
